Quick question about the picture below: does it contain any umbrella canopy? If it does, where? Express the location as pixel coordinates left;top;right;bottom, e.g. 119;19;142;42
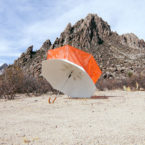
42;45;102;98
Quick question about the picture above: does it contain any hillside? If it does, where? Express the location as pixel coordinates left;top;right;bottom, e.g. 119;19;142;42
14;14;145;80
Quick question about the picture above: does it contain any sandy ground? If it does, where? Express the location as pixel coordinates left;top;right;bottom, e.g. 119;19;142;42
0;90;145;145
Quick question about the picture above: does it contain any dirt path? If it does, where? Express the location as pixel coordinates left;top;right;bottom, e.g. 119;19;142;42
0;90;145;145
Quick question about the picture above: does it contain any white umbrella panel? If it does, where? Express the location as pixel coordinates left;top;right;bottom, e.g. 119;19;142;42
42;59;96;98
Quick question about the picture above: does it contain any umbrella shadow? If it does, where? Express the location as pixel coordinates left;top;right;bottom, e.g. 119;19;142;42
67;95;120;100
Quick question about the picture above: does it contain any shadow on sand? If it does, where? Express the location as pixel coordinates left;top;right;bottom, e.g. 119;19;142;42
67;95;121;100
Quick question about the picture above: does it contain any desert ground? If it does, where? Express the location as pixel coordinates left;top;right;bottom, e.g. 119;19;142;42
0;90;145;145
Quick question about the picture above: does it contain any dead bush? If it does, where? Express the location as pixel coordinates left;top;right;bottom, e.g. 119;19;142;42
96;74;145;91
0;65;24;99
96;79;122;90
0;66;53;99
21;75;53;96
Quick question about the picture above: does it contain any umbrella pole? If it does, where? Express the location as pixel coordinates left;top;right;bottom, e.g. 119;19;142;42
48;71;73;104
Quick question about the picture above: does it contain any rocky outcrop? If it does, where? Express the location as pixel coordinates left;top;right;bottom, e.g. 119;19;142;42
0;63;8;74
51;14;112;51
14;40;51;77
120;33;145;49
13;13;145;80
40;39;51;51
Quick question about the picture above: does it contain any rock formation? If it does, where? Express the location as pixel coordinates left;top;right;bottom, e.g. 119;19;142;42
0;63;8;74
13;13;145;80
14;40;51;77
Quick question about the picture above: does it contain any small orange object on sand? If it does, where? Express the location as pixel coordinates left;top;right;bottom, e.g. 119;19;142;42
48;97;51;104
52;97;57;103
48;97;57;104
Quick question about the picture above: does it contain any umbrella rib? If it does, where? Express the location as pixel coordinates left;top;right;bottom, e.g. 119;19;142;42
62;70;73;89
68;71;73;78
57;70;73;96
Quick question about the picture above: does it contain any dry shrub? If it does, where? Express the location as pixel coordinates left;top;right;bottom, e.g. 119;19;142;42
21;75;53;96
96;79;122;91
0;66;53;99
96;74;145;91
0;66;24;99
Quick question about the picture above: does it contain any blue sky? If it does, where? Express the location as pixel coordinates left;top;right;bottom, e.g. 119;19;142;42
0;0;145;65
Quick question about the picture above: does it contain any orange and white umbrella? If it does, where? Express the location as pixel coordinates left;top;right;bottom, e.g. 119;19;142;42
42;45;102;98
